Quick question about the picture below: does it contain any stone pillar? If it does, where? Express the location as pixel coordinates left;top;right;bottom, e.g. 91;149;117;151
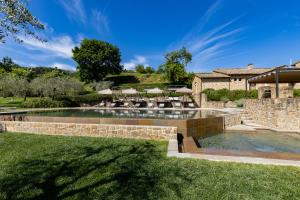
200;93;208;108
193;93;201;107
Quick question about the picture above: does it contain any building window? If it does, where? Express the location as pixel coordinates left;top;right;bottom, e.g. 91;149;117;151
239;78;242;81
233;78;237;81
263;90;271;98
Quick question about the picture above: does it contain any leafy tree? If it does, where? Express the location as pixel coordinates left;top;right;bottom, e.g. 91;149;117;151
0;75;13;97
0;0;45;43
156;65;165;74
0;57;15;72
161;47;192;84
31;77;84;99
11;76;30;100
135;64;146;73
145;66;155;74
72;39;122;83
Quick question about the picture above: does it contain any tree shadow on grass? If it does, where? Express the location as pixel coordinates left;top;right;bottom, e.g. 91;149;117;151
0;141;188;200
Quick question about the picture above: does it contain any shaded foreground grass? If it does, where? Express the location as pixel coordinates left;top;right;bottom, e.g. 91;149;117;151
0;133;299;200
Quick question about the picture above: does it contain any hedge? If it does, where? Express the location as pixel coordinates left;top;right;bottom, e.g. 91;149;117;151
22;98;72;108
202;89;258;101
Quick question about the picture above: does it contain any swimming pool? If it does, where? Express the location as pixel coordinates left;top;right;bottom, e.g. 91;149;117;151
198;131;300;155
25;109;222;120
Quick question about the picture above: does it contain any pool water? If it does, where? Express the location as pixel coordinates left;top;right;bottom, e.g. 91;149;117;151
199;131;300;154
26;109;221;120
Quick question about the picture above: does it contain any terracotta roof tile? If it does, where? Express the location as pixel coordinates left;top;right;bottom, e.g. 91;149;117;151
195;72;230;78
213;68;272;75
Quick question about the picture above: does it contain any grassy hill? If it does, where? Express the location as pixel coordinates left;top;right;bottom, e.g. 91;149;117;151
105;72;170;91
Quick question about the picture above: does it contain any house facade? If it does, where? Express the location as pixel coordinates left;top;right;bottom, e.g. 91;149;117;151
192;63;300;107
192;64;272;95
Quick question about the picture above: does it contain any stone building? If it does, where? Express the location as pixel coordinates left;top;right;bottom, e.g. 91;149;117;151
192;63;300;107
192;64;272;96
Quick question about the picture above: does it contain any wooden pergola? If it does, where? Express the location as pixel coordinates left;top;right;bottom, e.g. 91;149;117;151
248;66;300;98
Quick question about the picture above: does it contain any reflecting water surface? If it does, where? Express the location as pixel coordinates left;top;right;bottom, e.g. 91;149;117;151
199;131;300;154
27;109;221;120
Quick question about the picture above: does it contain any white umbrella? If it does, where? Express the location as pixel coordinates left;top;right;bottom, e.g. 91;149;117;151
122;88;138;95
176;87;193;104
145;87;163;94
98;89;113;95
175;87;192;94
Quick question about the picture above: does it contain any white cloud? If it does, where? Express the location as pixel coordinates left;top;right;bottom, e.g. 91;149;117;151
20;35;76;59
166;0;243;72
52;62;75;71
59;0;86;24
92;10;109;34
123;56;148;70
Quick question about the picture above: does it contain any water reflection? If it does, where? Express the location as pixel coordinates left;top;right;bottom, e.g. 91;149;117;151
27;109;221;120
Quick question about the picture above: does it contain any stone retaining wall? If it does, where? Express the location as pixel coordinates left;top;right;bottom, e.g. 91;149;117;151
0;121;177;141
224;114;241;128
245;98;300;130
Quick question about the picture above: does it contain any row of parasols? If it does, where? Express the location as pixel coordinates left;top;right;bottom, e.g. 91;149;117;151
98;87;192;95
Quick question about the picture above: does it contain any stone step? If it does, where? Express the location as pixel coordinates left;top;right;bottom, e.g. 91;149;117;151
242;120;254;124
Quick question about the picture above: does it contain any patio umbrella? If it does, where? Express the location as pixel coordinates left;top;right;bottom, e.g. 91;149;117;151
122;88;138;95
145;88;163;94
175;87;192;94
176;87;193;103
98;89;113;95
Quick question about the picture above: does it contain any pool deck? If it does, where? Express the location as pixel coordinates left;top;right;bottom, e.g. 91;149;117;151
167;140;300;167
227;124;300;134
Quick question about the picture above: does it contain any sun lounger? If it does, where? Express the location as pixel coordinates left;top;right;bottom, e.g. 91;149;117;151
188;103;196;108
123;102;130;107
110;102;116;107
173;97;179;101
96;102;105;107
134;103;141;108
158;103;165;108
147;102;153;108
174;102;182;108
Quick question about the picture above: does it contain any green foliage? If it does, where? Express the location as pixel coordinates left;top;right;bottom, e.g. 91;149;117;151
72;39;122;82
0;133;299;199
134;65;155;74
30;77;84;99
0;57;15;72
156;64;165;74
234;98;245;107
202;89;258;101
0;0;45;43
65;93;113;105
90;81;114;91
21;98;71;108
161;47;192;84
135;64;146;73
0;75;30;99
105;75;139;85
145;66;155;74
294;89;300;97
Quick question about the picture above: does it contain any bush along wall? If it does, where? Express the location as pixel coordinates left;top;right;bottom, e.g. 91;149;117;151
202;89;258;101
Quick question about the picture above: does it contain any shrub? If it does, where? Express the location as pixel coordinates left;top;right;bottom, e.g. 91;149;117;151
90;81;113;91
67;93;113;104
105;75;139;85
294;89;300;97
202;89;258;101
22;98;72;108
234;98;245;107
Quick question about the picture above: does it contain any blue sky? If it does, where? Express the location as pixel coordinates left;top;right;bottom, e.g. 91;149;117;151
1;0;300;72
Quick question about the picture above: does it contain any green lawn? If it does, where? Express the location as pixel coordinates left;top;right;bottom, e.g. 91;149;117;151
0;133;299;200
0;97;26;108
